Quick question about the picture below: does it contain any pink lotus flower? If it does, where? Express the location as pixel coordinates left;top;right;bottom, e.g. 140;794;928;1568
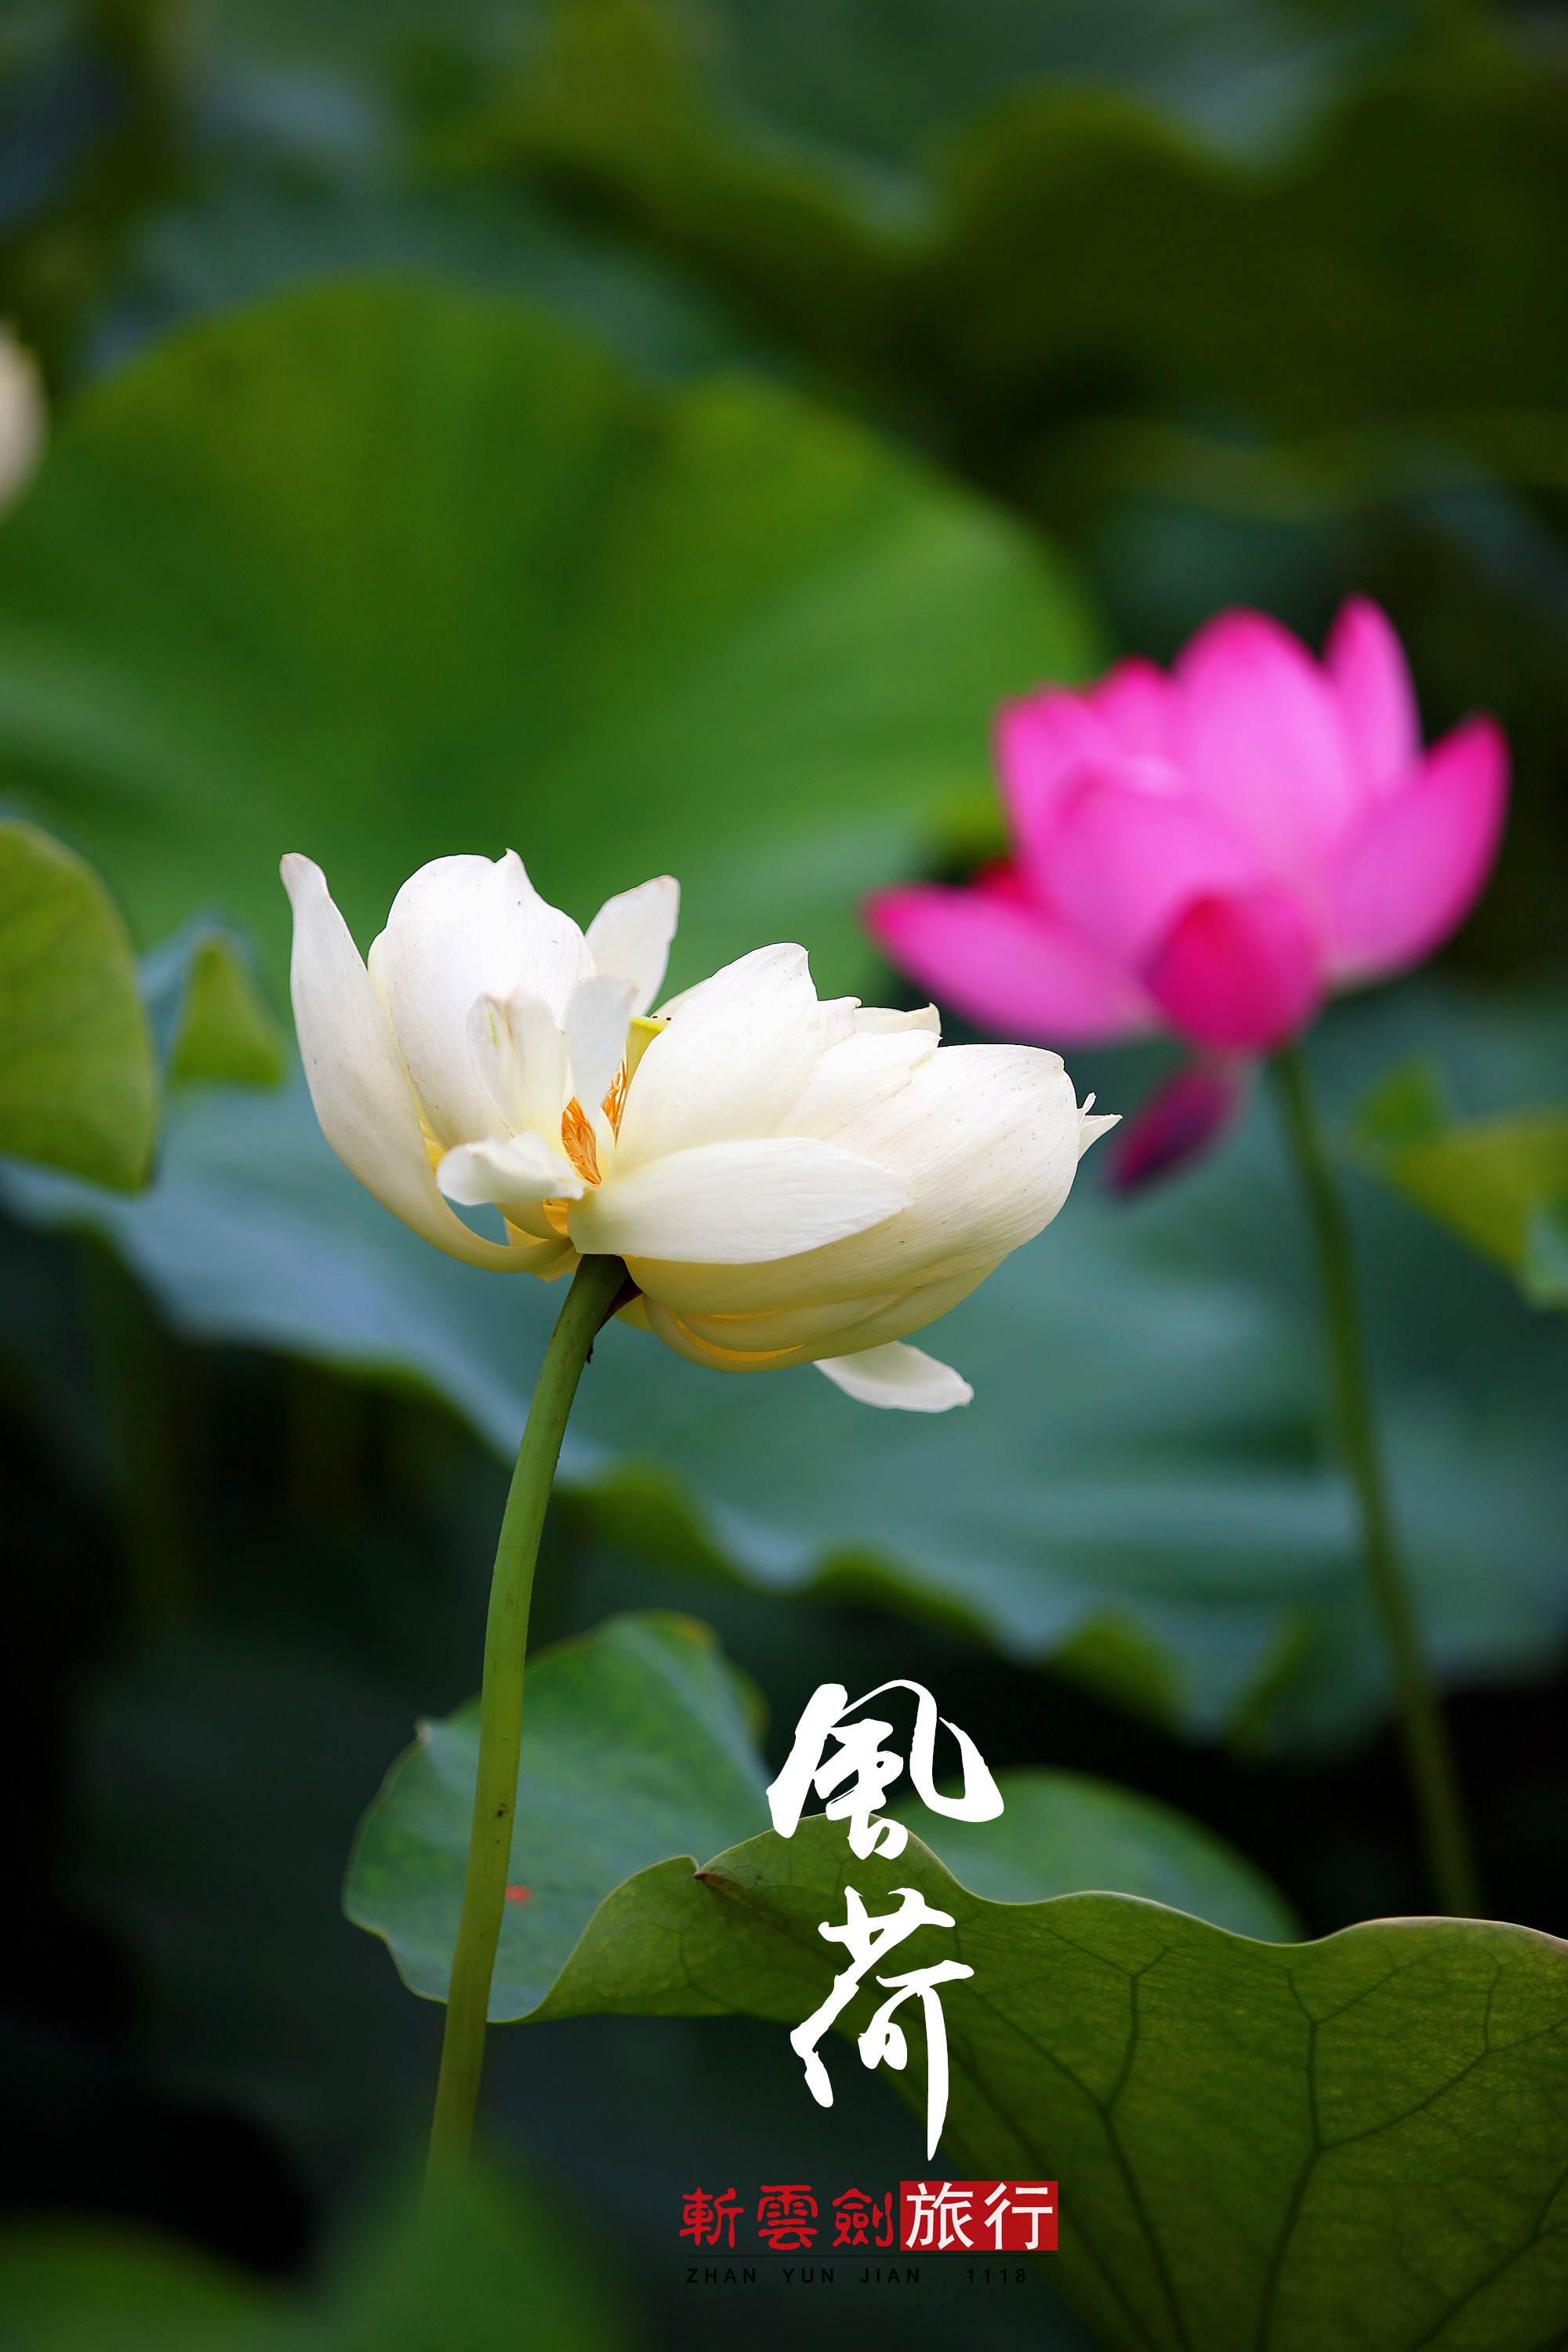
867;599;1508;1058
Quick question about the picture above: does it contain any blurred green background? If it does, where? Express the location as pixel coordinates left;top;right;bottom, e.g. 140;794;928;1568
2;4;1565;2348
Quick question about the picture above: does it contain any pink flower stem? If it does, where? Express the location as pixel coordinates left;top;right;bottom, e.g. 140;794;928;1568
1272;1044;1479;1917
425;1250;629;2190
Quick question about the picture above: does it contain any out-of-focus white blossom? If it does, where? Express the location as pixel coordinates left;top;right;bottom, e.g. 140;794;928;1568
0;329;45;514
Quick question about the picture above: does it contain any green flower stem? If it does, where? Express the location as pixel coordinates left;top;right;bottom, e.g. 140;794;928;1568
1272;1044;1479;1918
425;1250;628;2183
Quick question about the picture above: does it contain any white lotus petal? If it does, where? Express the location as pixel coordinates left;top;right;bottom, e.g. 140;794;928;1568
778;1025;938;1141
437;1131;583;1208
0;328;45;514
795;1040;1081;1279
854;1004;941;1036
466;989;568;1141
627;1045;1083;1315
818;995;860;1051
280;855;546;1271
566;975;637;1124
568;1136;911;1264
652;975;705;1021
368;852;591;1147
1080;1110;1120;1157
615;943;826;1171
638;1261;992;1359
584;875;680;1015
815;1344;973;1412
662;1288;902;1353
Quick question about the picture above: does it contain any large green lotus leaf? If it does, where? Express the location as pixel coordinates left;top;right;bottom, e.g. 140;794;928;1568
0;820;155;1190
1348;1060;1568;1312
0;2161;630;2352
346;1611;771;2016
0;278;1095;1007
344;1620;1297;2020
520;1815;1568;2352
890;1773;1298;1942
4;978;1563;1753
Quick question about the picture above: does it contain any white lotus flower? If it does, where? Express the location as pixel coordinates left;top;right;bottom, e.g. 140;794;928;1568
281;851;1115;1411
0;327;44;515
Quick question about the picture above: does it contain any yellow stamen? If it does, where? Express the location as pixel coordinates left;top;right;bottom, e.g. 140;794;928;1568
561;1098;601;1185
626;1014;666;1081
602;1017;665;1138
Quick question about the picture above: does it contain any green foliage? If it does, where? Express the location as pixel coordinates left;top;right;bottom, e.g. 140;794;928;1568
165;934;286;1090
0;818;155;1189
343;1611;1298;2022
347;1611;771;2017
1348;1062;1568;1309
891;1773;1298;1941
526;1817;1568;2352
433;2;1568;445
425;1;1568;971
0;1;194;396
7;982;1564;1752
0;2161;631;2351
0;276;1097;1007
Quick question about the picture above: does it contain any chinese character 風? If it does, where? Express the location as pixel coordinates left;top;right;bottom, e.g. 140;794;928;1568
767;1679;1003;1860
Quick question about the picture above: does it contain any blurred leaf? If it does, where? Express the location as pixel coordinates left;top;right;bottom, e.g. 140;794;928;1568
442;5;1568;437
890;1770;1299;1940
1524;1199;1568;1308
346;1611;771;2018
673;0;1361;172
0;276;1098;1006
1348;1063;1568;1310
0;2160;632;2351
0;817;154;1189
424;2;1568;980
67;1627;448;2189
5;980;1566;1752
344;1616;1297;2018
524;1813;1568;2352
140;925;286;1090
0;0;194;394
0;2223;260;2352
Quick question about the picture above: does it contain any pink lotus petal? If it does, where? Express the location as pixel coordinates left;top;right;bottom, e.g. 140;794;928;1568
1326;596;1420;797
996;660;1180;870
1103;1058;1251;1194
1327;717;1508;983
1046;767;1269;964
1089;657;1175;758
864;878;1155;1044
993;687;1116;851
1175;609;1361;873
1143;884;1326;1051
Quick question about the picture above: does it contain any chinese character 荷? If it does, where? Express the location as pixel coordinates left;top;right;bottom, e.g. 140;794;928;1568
788;1884;975;2160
